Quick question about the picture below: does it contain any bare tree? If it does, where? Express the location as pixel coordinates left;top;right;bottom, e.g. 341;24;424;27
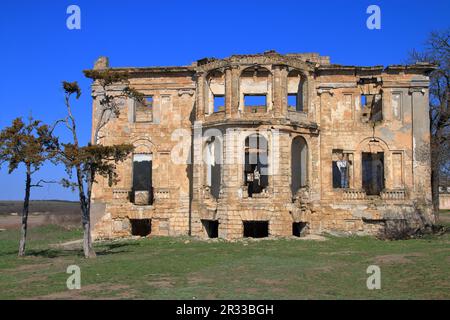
410;28;450;216
0;117;57;256
58;70;142;258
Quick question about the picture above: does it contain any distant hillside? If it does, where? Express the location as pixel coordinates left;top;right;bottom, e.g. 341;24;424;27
0;200;80;215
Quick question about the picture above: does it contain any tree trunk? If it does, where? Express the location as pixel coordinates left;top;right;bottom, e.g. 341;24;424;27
19;165;31;257
82;206;96;258
431;159;440;222
75;164;96;258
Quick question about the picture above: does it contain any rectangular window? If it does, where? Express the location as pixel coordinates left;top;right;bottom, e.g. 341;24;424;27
130;219;151;236
213;95;225;113
332;150;351;189
362;152;384;195
134;96;153;123
287;94;298;111
132;154;153;205
201;220;219;238
244;94;267;113
361;94;383;122
360;95;367;108
243;221;269;238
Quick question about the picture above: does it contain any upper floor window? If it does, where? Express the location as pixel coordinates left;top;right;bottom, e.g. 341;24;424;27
213;95;225;113
361;94;382;122
207;70;225;114
134;96;153;123
287;94;298;111
240;66;272;113
244;94;267;113
288;70;307;112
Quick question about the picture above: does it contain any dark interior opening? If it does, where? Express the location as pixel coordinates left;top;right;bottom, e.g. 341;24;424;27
244;135;269;197
243;221;269;238
292;222;308;237
362;152;384;195
132;157;153;204
202;220;219;238
130;219;151;236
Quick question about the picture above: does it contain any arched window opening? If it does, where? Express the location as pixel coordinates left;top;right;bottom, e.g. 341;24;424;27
132;153;153;205
291;136;308;196
205;136;222;199
287;70;307;112
240;67;272;113
206;70;225;114
244;134;269;197
362;152;384;195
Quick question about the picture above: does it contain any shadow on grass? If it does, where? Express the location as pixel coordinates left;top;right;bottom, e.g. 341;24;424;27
0;242;142;259
27;248;84;258
95;242;140;256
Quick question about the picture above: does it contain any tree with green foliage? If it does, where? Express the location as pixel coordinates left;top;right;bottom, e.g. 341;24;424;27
58;70;143;258
0;117;57;256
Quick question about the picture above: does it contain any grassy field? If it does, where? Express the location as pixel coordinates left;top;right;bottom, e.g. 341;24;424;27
0;214;449;300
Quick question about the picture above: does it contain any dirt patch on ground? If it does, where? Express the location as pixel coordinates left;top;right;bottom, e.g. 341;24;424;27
187;275;214;286
374;253;424;265
30;284;135;300
254;278;286;286
4;262;53;273
146;276;176;289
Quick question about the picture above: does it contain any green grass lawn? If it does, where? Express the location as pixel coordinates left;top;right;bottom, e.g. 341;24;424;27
0;221;449;300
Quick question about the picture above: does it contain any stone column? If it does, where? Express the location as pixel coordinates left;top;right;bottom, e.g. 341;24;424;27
353;152;362;189
217;128;241;239
272;65;288;116
225;67;232;119
190;121;205;236
195;72;206;121
230;66;240;116
270;131;291;201
410;88;432;199
220;128;240;199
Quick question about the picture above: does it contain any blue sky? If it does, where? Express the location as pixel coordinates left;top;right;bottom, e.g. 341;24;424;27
0;0;449;200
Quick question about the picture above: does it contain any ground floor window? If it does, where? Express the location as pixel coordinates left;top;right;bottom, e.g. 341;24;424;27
292;222;308;237
244;134;269;197
243;221;269;238
201;220;219;238
130;219;151;236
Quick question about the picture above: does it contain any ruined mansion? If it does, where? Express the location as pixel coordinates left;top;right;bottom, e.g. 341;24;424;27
89;51;436;240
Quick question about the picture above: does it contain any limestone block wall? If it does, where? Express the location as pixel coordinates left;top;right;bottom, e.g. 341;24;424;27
88;52;435;240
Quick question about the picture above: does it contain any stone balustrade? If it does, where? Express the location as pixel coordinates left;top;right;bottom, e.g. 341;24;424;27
380;189;406;200
342;189;368;200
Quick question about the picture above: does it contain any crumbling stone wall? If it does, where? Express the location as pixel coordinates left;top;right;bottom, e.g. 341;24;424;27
89;51;435;240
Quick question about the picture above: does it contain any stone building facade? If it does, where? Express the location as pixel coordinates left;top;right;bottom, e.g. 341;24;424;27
89;51;436;240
